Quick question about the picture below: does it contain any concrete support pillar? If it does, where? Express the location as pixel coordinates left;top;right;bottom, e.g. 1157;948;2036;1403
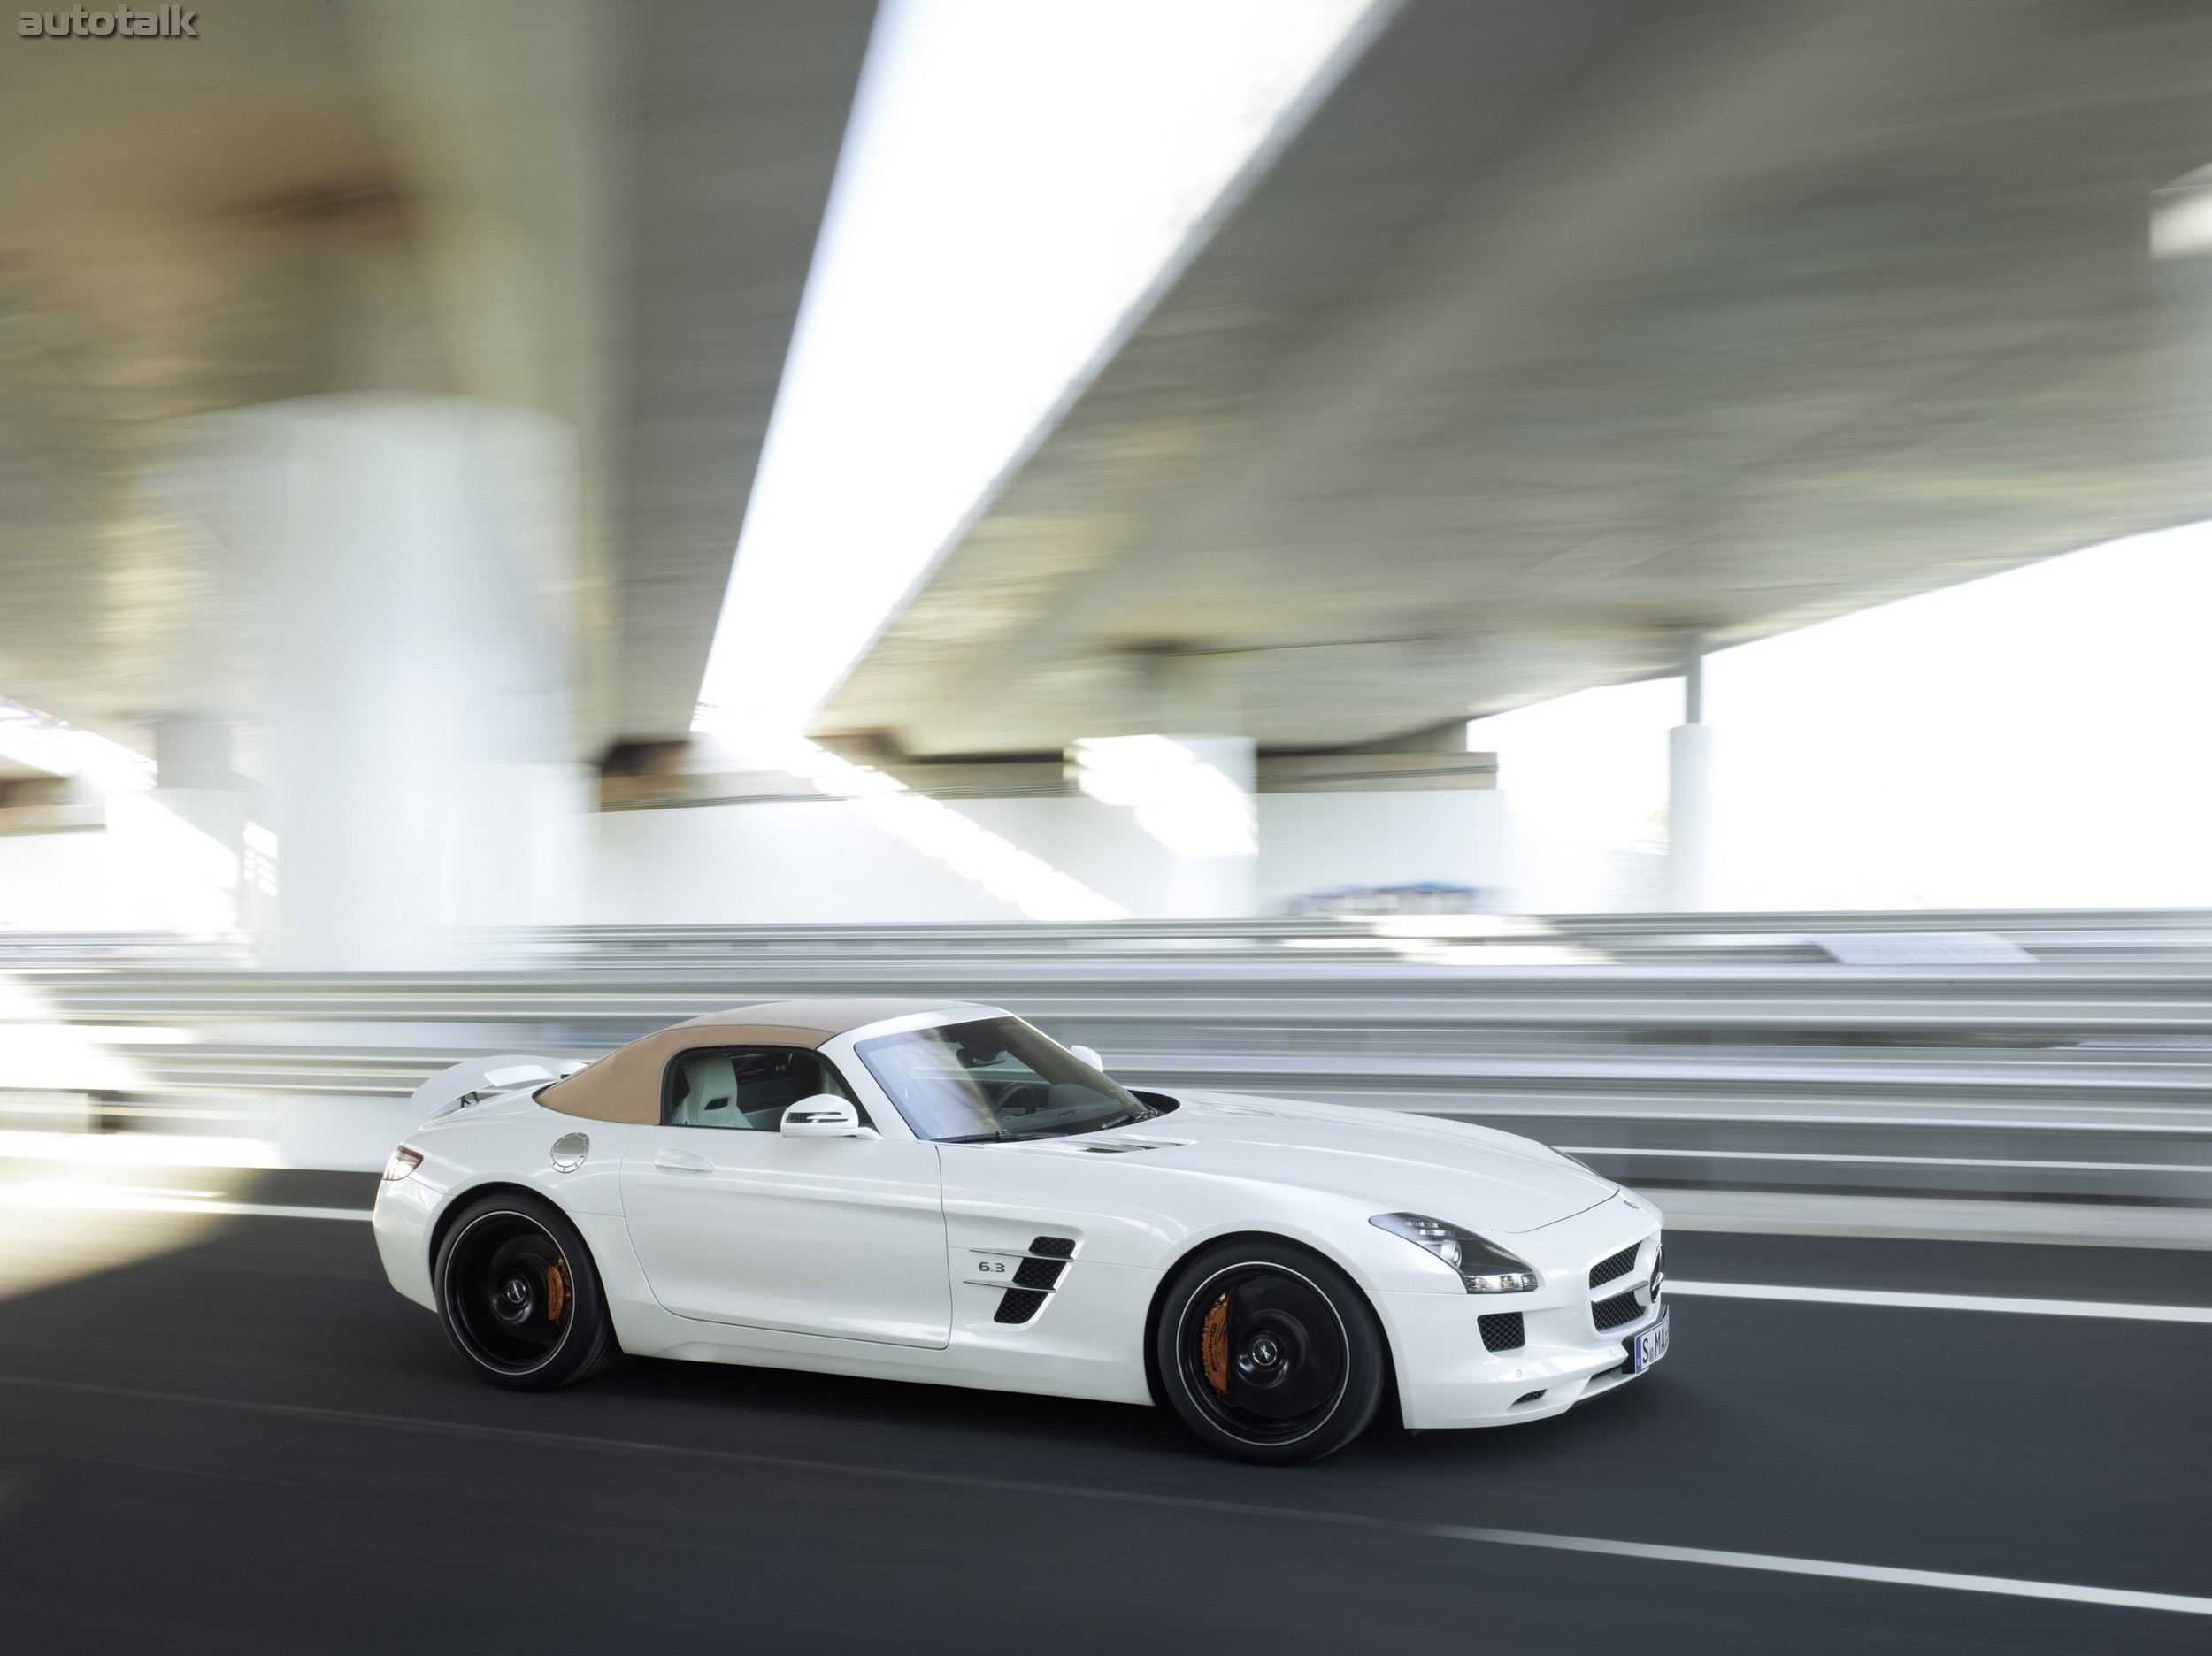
106;717;251;936
1667;644;1714;911
2153;165;2212;533
169;395;589;966
1069;733;1257;917
151;717;234;791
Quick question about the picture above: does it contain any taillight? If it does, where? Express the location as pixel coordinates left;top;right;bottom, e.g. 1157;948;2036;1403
381;1145;424;1182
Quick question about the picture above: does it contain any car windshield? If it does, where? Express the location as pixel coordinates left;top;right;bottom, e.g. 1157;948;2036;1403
854;1017;1159;1143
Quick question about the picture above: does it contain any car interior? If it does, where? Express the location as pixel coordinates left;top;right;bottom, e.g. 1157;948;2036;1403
665;1046;867;1131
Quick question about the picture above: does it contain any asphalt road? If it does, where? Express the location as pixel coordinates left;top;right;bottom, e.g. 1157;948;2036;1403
1;1176;2208;1653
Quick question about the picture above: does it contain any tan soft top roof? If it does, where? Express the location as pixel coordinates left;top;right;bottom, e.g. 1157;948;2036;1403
539;998;965;1125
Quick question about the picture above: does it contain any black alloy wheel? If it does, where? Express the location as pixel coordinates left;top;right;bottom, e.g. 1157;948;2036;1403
434;1192;619;1391
1156;1238;1386;1464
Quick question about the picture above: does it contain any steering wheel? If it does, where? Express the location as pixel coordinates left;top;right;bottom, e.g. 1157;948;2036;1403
995;1082;1049;1118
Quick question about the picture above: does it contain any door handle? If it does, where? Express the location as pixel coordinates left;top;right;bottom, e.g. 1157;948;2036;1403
653;1147;714;1173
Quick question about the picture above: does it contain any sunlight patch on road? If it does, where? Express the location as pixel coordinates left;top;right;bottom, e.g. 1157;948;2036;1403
0;1195;217;1303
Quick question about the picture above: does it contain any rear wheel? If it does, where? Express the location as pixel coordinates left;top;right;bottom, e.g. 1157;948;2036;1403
434;1192;618;1391
1155;1239;1386;1464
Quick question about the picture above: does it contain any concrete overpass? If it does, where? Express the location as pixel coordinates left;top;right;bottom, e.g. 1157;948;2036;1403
821;0;2212;757
7;1;2212;941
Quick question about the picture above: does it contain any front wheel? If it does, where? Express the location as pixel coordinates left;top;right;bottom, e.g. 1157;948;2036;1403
1155;1239;1386;1464
434;1192;618;1391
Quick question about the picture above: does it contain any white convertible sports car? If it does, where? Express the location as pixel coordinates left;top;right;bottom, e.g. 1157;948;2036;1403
373;998;1669;1463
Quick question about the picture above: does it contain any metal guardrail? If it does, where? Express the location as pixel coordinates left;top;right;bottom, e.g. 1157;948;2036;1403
14;908;2212;963
4;911;2212;1204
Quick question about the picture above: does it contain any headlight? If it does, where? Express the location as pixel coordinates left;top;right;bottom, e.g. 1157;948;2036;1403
1370;1212;1540;1292
381;1145;424;1182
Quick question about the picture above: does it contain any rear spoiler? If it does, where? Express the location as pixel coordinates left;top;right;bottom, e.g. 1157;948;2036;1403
410;1054;588;1122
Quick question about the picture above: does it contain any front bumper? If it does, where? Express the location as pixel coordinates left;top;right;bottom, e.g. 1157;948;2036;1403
1386;1222;1670;1430
1389;1290;1668;1428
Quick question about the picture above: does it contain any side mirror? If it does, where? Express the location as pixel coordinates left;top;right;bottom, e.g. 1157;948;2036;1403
781;1094;868;1138
1069;1044;1106;1074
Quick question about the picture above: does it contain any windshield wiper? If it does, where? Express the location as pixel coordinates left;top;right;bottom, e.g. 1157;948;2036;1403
939;1126;1079;1144
941;1105;1156;1144
1088;1107;1157;1132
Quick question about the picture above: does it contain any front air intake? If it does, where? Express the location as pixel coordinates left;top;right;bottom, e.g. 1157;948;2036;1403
1588;1244;1640;1289
1591;1291;1642;1331
1478;1312;1525;1353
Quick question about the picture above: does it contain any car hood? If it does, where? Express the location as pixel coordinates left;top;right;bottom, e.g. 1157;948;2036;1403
1030;1090;1615;1236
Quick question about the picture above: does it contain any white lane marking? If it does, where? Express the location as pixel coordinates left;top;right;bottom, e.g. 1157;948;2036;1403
1560;1145;2212;1174
0;1187;369;1222
1668;1280;2212;1323
1431;1527;2212;1616
190;1201;373;1222
4;1373;2206;1620
0;1131;282;1168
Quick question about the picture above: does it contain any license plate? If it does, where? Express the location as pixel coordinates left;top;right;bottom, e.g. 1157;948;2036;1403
1624;1307;1670;1374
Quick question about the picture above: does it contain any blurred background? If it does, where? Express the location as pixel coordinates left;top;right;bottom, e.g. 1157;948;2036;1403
6;0;2212;1211
5;4;2212;1649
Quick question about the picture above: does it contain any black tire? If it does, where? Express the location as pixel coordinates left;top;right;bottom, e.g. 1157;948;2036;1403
1155;1238;1386;1464
434;1192;619;1391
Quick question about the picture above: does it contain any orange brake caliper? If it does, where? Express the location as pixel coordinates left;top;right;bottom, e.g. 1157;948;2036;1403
1200;1292;1230;1396
545;1259;570;1326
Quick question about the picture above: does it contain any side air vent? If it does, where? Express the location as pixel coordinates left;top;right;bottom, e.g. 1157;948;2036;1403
995;1289;1049;1324
1013;1257;1067;1291
1591;1291;1642;1331
1029;1236;1076;1258
1478;1312;1525;1353
1512;1390;1548;1407
1588;1244;1640;1289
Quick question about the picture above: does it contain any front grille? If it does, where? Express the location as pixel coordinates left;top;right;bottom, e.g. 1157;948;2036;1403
1478;1312;1525;1353
1029;1236;1076;1258
1591;1291;1643;1331
994;1288;1048;1323
1588;1244;1640;1289
1013;1257;1067;1291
